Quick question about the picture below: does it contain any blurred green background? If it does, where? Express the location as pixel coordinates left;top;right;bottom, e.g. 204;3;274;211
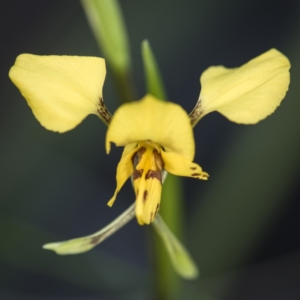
1;0;300;299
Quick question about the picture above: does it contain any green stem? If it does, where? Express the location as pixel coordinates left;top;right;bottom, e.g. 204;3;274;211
154;175;185;300
81;0;135;102
111;67;136;103
142;41;186;299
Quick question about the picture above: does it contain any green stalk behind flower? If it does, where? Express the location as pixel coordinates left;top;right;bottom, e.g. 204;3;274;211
81;0;135;103
142;40;189;299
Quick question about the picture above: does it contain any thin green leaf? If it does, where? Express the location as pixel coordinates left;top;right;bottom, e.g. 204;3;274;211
153;214;199;280
43;204;135;255
141;40;167;100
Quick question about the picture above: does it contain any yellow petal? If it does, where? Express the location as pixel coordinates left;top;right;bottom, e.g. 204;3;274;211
161;151;209;180
132;145;164;225
135;173;162;225
9;54;108;132
121;142;138;157
106;94;195;160
191;49;290;125
43;204;135;255
107;144;140;207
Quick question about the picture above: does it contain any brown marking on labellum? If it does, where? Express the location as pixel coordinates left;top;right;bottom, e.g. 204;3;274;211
143;190;148;202
190;167;197;170
150;212;154;222
145;170;162;182
132;147;146;180
132;147;146;166
133;169;143;180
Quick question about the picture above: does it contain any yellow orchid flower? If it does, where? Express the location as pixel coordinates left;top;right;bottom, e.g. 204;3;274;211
9;53;211;226
105;95;208;225
9;49;290;265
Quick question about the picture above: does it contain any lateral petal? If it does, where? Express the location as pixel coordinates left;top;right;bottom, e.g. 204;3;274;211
190;49;290;125
107;144;140;207
161;151;209;180
9;54;110;132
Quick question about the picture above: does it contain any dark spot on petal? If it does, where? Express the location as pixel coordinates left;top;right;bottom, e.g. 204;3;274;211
146;170;162;182
191;173;201;177
133;169;143;180
150;212;154;221
190;167;197;170
132;147;146;166
143;190;148;202
97;97;112;124
189;98;204;126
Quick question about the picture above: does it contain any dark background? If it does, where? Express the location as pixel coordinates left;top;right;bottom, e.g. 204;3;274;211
1;0;300;299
